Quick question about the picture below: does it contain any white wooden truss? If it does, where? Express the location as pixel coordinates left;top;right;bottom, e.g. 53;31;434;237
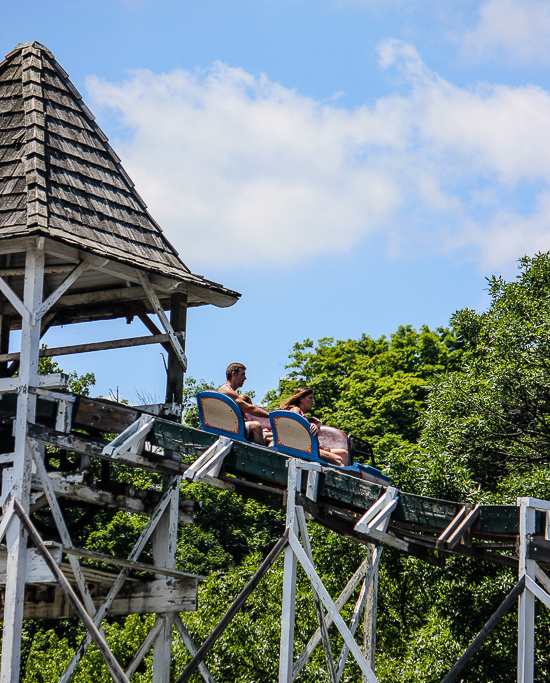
0;239;211;683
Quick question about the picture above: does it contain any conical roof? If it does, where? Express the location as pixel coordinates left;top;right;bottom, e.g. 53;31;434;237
0;41;239;307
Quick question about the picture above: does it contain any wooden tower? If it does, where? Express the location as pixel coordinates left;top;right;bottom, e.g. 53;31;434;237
0;41;239;683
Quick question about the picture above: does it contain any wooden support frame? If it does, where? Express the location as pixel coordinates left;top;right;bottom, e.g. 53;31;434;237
278;459;380;683
0;332;182;363
176;530;290;683
32;260;89;324
138;272;187;372
292;553;374;679
296;506;337;683
12;498;130;683
58;477;180;683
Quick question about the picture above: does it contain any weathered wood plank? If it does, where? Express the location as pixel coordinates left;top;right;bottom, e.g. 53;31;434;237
0;333;176;364
30;473;199;524
3;577;198;619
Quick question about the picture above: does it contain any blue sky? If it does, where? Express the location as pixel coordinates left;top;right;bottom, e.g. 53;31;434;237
4;0;550;402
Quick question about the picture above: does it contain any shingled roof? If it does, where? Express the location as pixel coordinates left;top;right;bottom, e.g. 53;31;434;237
0;41;239;307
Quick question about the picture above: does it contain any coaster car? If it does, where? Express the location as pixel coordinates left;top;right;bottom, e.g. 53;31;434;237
196;391;390;485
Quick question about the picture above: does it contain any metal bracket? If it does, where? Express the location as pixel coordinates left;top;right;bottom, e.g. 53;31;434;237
183;437;233;482
102;415;155;458
354;487;399;536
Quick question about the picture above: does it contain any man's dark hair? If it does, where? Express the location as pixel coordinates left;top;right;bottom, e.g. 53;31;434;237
226;363;246;380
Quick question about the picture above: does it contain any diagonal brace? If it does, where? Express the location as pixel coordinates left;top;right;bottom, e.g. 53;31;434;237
32;261;89;324
138;272;187;371
12;498;130;683
288;531;379;683
59;476;179;683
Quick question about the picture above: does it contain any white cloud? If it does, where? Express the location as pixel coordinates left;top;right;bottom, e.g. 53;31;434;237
463;0;550;63
87;40;550;269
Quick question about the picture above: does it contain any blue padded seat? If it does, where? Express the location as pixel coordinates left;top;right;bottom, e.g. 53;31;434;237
269;410;390;484
196;390;250;444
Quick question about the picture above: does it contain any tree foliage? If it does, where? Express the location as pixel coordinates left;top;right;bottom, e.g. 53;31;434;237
18;254;550;683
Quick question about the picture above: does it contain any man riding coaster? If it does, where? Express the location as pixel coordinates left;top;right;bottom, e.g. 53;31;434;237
219;363;269;446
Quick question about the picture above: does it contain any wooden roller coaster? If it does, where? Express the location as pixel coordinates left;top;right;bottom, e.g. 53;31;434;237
0;39;548;683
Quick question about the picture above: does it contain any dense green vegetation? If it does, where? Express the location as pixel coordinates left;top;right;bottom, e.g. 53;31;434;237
15;253;550;682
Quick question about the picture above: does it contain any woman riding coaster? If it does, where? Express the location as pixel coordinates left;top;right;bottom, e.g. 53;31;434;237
279;387;350;467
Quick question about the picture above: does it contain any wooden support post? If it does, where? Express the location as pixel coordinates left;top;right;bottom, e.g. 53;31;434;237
166;292;187;406
362;544;378;681
152;473;181;683
517;499;537;683
174;616;216;683
176;530;289;683
0;313;10;377
1;245;44;683
296;506;337;683
279;459;299;683
336;547;382;682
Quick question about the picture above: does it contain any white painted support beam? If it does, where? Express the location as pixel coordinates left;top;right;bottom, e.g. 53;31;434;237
183;437;232;482
525;576;550;610
0;501;15;547
174;616;217;683
354;487;398;535
296;506;337;683
0;378;19;394
1;245;44;683
288;531;379;683
125;619;164;678
517;499;536;683
36;372;69;389
59;478;179;683
138;272;187;371
292;554;373;679
28;437;97;616
0;332;181;363
336;546;382;682
32;261;89;323
279;459;300;683
0;275;30;323
152;471;182;683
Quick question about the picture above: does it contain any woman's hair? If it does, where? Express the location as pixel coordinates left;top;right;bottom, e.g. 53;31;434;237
279;387;313;411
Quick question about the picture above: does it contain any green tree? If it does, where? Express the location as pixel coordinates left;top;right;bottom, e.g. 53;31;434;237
422;253;550;501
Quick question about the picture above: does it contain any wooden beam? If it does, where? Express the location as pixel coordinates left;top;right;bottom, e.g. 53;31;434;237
125;619;163;678
447;506;480;549
0;332;181;363
12;498;131;683
174;616;216;683
441;577;525;683
176;530;290;683
0;265;76;277
166;291;187;404
139;272;187;371
0;273;30;322
61;546;202;581
32;261;89;322
30;473;198;525
28;423;182;474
